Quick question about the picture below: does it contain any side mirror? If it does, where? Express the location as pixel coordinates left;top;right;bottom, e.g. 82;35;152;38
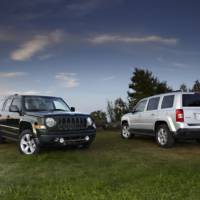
10;105;20;112
70;107;75;112
132;108;136;113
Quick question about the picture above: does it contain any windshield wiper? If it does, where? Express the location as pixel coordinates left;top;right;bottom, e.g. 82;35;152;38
51;109;67;111
26;109;49;112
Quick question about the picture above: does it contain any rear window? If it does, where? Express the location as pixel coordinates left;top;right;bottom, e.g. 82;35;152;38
182;94;200;107
161;95;174;109
147;97;160;111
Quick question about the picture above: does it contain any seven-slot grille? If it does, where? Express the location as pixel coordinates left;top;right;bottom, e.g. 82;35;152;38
55;116;87;130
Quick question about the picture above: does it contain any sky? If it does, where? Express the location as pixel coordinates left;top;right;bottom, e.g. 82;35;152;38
0;0;200;113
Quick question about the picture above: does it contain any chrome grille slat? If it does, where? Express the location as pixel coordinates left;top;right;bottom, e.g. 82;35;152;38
55;116;87;130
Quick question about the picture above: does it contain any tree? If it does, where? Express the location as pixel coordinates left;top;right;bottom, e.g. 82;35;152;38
90;110;107;128
128;68;172;108
107;100;115;123
180;83;188;92
192;80;200;93
114;98;128;121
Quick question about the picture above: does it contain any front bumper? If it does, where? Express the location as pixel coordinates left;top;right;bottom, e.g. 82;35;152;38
175;128;200;139
37;129;96;145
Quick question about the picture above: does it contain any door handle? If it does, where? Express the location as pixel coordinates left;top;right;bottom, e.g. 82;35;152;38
151;113;155;116
7;115;10;118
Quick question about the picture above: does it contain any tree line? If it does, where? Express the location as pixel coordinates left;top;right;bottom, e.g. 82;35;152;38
91;68;200;129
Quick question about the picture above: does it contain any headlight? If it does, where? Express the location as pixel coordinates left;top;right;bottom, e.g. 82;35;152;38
86;117;93;127
46;118;56;128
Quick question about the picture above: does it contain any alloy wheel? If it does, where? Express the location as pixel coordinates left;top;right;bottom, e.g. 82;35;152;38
20;134;37;155
157;128;168;146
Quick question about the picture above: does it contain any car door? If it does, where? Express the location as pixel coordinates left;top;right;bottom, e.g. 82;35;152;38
7;97;22;137
0;97;14;137
0;97;6;134
130;99;148;130
142;97;160;131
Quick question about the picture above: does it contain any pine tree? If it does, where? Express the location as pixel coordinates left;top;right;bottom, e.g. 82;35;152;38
192;80;200;93
114;98;128;121
128;68;172;107
180;83;188;92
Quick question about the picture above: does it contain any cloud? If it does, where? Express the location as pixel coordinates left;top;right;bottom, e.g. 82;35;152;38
172;62;189;69
89;34;178;45
66;0;100;17
65;0;122;17
102;76;115;81
0;72;27;78
55;73;79;88
38;54;53;61
10;30;63;61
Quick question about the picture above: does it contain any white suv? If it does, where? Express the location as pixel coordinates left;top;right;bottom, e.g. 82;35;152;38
121;92;200;148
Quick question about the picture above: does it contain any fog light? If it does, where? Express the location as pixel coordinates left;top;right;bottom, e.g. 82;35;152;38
54;138;59;142
85;136;90;141
59;138;65;144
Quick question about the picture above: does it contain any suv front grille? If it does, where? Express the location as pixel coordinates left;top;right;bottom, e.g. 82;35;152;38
55;116;87;130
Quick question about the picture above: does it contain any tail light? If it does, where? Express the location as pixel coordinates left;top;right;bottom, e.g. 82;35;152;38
176;109;184;122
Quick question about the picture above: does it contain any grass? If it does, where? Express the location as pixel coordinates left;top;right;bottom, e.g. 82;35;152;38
1;131;200;200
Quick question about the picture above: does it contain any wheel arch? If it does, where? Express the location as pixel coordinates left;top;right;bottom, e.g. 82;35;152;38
19;121;33;134
154;121;169;133
121;120;129;126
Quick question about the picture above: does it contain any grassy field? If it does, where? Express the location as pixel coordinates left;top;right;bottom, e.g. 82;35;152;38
1;131;200;200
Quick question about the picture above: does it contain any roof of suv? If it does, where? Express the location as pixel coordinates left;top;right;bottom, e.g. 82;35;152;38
144;91;196;100
2;94;61;99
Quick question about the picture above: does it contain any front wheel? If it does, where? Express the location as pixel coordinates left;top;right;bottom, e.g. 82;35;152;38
121;123;133;139
18;130;40;155
196;139;200;143
156;124;175;148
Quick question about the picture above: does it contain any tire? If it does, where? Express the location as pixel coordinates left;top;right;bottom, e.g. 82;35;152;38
121;123;133;139
18;129;40;155
196;139;200;143
156;124;175;148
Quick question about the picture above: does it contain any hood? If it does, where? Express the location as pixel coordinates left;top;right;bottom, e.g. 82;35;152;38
121;113;132;120
24;111;90;118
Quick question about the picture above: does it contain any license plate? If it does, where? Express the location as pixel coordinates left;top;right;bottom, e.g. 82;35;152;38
196;113;200;120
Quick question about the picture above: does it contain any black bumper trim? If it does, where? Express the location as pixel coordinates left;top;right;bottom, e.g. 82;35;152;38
38;130;96;144
175;128;200;139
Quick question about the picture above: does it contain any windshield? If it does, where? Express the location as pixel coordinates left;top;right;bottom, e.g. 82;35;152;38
24;96;71;112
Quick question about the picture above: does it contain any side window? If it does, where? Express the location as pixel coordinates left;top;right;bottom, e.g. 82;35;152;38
11;98;22;110
135;100;147;112
0;97;5;111
147;97;160;111
161;95;174;109
4;98;13;111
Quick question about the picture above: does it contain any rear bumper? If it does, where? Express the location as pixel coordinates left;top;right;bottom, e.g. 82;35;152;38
37;129;96;145
175;128;200;139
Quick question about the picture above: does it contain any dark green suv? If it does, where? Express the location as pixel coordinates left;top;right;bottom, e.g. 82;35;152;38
0;94;96;155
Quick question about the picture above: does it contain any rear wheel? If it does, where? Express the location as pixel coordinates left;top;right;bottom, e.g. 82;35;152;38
156;124;175;148
18;130;40;155
121;123;133;139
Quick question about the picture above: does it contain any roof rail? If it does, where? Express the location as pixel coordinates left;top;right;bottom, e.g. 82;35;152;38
171;90;182;92
157;90;182;96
